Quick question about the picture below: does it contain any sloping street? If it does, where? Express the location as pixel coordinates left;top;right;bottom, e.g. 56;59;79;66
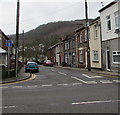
2;65;120;113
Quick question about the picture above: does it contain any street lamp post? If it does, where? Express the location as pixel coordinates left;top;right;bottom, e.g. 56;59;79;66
15;0;20;77
85;0;91;71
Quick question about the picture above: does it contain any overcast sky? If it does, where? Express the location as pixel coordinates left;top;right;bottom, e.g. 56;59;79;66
0;0;113;35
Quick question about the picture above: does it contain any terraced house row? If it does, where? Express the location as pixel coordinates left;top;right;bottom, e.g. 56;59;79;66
47;0;120;72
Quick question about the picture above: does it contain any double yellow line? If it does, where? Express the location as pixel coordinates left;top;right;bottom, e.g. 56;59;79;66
0;74;36;86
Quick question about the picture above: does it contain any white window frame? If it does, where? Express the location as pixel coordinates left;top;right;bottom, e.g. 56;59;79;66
65;53;68;63
80;33;82;43
114;10;120;29
93;50;99;61
79;49;83;63
112;51;120;64
106;15;111;31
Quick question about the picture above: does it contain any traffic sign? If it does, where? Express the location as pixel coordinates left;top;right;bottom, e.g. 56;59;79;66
6;40;12;47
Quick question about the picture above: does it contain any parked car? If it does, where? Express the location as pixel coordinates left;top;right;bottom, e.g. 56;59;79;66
32;60;41;65
43;60;53;66
25;62;39;73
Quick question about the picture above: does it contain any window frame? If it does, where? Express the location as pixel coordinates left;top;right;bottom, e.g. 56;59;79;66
106;15;112;31
114;10;120;29
94;24;98;39
112;51;120;64
93;50;99;62
79;49;83;63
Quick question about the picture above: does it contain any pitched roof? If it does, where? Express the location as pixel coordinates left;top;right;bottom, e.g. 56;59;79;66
99;1;116;12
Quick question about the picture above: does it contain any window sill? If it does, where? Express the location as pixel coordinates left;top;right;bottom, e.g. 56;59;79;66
113;62;120;64
92;60;99;63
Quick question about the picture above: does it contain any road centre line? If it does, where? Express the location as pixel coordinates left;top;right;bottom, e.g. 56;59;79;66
0;105;16;109
57;83;70;86
58;72;67;76
82;74;102;78
72;99;120;105
100;80;112;84
41;84;53;87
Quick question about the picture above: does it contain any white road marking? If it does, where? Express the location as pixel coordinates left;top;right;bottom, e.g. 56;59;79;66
58;72;67;76
51;69;55;72
72;99;120;105
0;86;8;89
12;86;23;88
71;76;97;84
113;80;120;83
57;83;70;86
27;85;38;88
0;105;16;109
82;74;102;78
100;80;112;84
71;76;87;83
41;84;53;87
86;81;97;84
72;83;82;86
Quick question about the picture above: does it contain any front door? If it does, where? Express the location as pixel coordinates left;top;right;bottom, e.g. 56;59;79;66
106;49;110;70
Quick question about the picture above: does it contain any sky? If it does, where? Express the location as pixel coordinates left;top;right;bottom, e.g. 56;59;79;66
0;0;113;35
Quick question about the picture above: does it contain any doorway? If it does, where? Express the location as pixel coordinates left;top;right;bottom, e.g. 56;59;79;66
106;48;110;70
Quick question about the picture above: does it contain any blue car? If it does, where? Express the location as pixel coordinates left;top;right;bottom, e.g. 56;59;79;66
25;62;39;73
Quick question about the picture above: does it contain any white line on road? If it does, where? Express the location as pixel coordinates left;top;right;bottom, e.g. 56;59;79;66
72;99;120;105
71;76;87;83
71;76;97;84
58;72;67;76
0;105;16;109
51;69;55;72
41;84;53;87
0;86;8;89
12;86;23;88
57;83;70;86
72;83;82;86
113;80;120;83
100;80;112;84
82;74;102;78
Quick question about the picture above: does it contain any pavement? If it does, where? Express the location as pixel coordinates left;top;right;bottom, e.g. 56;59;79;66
0;65;119;84
0;67;31;84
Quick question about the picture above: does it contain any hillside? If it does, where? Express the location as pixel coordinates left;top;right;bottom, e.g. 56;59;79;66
9;19;93;59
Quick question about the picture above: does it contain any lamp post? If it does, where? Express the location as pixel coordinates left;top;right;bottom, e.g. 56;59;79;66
15;0;20;77
85;0;91;71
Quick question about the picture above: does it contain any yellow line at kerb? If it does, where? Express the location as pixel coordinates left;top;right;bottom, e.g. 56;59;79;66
0;74;36;86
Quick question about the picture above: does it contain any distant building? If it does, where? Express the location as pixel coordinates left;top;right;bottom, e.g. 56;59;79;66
63;34;76;67
47;42;64;66
99;1;120;72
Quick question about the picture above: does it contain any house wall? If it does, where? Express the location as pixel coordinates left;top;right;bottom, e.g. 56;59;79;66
100;2;118;41
77;29;87;68
100;1;119;72
102;38;120;72
89;19;102;69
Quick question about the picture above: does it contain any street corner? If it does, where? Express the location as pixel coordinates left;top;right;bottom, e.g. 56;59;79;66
0;73;35;86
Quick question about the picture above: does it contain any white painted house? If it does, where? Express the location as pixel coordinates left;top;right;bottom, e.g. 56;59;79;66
99;0;120;72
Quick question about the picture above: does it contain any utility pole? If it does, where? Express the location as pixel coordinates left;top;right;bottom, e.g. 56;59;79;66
15;0;20;77
22;30;24;65
85;0;91;71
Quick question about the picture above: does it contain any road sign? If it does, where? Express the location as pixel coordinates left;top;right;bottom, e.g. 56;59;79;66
6;40;12;47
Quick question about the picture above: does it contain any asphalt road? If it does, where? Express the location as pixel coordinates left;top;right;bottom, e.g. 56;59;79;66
1;65;120;114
